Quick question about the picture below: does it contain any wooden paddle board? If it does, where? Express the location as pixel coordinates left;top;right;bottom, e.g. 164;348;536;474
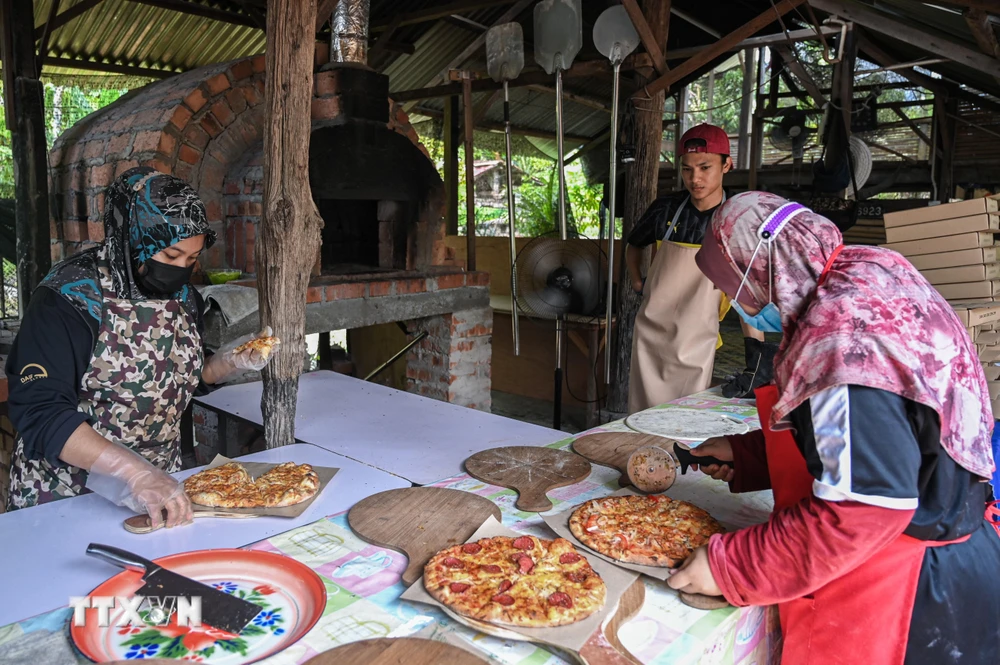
572;432;676;487
464;446;592;512
303;637;490;665
348;487;502;586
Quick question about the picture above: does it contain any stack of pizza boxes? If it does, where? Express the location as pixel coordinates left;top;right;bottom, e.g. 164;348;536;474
881;196;1000;418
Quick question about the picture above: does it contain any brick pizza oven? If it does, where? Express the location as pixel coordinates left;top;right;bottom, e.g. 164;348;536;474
45;0;492;413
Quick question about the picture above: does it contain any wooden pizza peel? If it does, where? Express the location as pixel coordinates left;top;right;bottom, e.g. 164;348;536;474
347;487;502;585
464;446;592;512
303;637;491;665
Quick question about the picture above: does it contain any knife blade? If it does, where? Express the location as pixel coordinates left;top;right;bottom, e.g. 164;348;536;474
86;543;264;635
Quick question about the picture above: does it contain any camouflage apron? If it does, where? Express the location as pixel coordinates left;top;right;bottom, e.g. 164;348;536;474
6;264;203;510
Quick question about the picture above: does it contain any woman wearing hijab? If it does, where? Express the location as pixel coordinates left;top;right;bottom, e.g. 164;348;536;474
5;167;276;529
669;191;1000;664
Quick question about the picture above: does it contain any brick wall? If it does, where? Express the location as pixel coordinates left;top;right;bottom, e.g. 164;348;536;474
407;306;493;412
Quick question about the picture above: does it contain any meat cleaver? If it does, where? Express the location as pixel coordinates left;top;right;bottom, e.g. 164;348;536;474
86;543;263;635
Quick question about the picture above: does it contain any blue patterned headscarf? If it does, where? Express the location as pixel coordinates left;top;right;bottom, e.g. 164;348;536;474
102;166;216;299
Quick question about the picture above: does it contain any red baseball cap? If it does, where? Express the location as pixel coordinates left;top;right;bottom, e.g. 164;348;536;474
679;123;731;156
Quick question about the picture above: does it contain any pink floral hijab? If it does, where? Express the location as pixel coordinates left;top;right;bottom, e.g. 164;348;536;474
696;191;995;480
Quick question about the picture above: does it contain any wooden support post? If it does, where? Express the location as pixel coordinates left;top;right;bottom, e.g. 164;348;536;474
748;48;765;189
738;48;754;169
935;95;957;201
257;0;323;448
607;0;671;418
444;96;460;235
462;73;476;271
1;0;51;315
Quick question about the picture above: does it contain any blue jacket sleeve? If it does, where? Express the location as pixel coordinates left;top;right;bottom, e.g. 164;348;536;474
5;287;95;467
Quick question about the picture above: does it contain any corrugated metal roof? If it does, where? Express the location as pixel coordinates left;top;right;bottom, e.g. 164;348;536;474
34;0;264;75
20;0;1000;163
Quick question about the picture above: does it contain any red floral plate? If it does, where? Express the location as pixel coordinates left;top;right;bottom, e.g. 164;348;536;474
70;548;326;663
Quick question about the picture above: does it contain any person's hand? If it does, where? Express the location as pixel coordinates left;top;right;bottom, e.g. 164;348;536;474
690;437;734;482
124;466;193;530
667;546;723;597
86;442;193;529
205;326;280;383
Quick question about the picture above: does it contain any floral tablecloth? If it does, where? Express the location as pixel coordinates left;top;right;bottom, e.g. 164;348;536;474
0;388;781;664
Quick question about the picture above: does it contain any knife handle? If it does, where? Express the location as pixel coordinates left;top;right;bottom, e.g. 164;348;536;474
86;543;156;574
673;444;735;475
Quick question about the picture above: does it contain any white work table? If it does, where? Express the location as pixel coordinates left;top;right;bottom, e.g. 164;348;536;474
194;370;567;484
0;443;409;627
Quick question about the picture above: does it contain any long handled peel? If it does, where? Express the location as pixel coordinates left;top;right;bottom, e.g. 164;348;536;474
594;5;639;385
486;22;525;356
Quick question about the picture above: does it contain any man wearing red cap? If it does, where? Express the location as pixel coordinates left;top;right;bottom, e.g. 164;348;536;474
625;123;777;412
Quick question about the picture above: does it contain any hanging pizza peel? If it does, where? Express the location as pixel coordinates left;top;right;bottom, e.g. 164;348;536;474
534;0;582;430
486;22;525;357
594;5;640;384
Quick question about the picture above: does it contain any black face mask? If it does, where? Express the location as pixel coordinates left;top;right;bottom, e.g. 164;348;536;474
138;258;193;296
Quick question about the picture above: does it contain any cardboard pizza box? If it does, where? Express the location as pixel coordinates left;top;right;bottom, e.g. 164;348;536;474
907;247;1000;271
922;263;1000;285
979;331;1000;347
883;196;1000;228
882;233;996;257
980;346;1000;363
983;363;1000;381
988;381;1000;402
884;214;1000;244
935;280;1000;301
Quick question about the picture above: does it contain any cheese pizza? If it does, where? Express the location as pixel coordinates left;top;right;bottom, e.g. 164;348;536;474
568;495;724;567
232;335;280;360
184;461;320;508
424;535;606;628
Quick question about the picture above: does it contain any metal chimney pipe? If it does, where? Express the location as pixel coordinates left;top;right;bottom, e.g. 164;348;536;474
331;0;369;65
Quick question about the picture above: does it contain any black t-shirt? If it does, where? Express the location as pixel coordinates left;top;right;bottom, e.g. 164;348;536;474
5;286;213;467
788;384;987;541
626;189;729;247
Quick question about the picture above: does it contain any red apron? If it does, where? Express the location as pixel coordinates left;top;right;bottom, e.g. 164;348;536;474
753;246;972;665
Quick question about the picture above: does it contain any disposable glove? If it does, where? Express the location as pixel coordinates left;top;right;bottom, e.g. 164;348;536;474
207;325;281;383
85;441;193;529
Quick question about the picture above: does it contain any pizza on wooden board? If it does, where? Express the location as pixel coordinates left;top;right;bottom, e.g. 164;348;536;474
184;461;320;508
232;335;280;360
568;495;725;567
424;535;606;627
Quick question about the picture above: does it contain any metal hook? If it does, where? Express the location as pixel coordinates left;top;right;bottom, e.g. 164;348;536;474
822;17;848;64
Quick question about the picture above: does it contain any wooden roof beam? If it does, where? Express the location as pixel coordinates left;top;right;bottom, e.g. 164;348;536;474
125;0;258;29
525;84;611;113
774;45;827;106
965;9;1000;58
809;0;1000;79
411;104;590;144
401;0;533;113
622;0;668;76
372;0;517;32
935;1;1000;13
42;56;177;78
640;0;806;98
33;0;104;39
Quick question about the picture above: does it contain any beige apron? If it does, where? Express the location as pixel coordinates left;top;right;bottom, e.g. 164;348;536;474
628;196;725;413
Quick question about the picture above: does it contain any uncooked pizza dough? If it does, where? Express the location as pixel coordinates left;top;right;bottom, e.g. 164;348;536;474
624;408;749;440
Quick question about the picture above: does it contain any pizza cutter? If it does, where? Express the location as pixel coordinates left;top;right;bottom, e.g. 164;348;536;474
626;443;734;493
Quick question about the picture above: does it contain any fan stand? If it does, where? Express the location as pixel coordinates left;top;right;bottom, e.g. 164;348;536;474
554;315;565;431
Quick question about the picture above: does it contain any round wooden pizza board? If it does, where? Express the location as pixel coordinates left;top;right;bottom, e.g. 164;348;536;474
464;446;592;512
303;637;490;665
571;432;675;488
105;628;493;663
347;487;502;586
